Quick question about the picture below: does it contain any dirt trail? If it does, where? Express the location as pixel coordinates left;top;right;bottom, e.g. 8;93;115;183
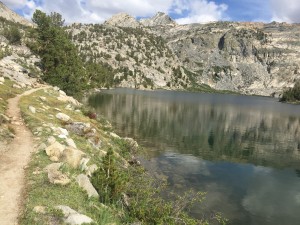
0;87;46;225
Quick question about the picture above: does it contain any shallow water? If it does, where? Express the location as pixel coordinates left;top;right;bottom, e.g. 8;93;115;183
89;88;300;225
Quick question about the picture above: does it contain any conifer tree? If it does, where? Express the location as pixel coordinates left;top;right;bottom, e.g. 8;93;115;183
32;10;87;97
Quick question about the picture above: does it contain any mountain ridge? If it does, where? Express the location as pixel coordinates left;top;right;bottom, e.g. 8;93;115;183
1;1;299;97
0;1;33;27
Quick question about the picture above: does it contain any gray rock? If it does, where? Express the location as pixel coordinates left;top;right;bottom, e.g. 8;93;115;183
44;163;70;186
33;206;46;214
105;12;141;28
28;106;36;114
55;205;93;225
39;96;46;102
0;77;4;83
66;138;77;148
86;164;98;177
124;137;139;152
80;158;90;172
47;136;56;145
37;143;47;151
140;12;176;27
76;174;99;198
56;113;71;122
12;84;21;89
54;127;69;138
65;122;91;136
45;141;66;162
59;90;67;96
61;147;85;168
0;113;10;124
110;132;120;139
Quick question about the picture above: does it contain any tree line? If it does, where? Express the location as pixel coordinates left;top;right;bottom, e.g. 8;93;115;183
28;10;115;97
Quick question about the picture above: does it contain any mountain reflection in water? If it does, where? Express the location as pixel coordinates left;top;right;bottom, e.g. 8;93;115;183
89;88;300;225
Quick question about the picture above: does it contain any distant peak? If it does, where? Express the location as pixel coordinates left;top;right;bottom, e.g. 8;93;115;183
104;12;140;28
140;12;176;27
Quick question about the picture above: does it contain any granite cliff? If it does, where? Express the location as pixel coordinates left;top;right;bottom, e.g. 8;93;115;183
69;12;300;96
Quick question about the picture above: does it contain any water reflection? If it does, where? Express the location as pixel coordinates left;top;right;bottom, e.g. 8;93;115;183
89;88;300;225
89;89;300;169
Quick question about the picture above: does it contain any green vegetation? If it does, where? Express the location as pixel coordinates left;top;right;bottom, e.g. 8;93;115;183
19;89;119;225
280;81;300;103
0;78;25;141
0;46;12;60
29;10;87;97
17;87;227;224
0;78;24;114
3;26;22;45
91;138;211;225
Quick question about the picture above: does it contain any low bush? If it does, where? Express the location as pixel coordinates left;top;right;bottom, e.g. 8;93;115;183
280;81;300;102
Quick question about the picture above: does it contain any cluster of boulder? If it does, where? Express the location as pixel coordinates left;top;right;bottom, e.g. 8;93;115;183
32;89;102;224
27;87;140;224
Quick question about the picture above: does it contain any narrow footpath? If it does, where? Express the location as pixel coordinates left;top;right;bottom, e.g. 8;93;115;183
0;87;45;225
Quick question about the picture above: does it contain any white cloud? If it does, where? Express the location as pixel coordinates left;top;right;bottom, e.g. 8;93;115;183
86;0;173;18
1;0;27;9
173;0;228;24
3;0;227;24
271;0;300;23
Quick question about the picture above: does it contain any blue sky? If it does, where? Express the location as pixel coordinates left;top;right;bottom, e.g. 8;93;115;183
3;0;300;24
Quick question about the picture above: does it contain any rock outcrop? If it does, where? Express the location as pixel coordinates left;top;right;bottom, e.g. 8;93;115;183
140;12;176;27
68;13;300;96
104;12;141;28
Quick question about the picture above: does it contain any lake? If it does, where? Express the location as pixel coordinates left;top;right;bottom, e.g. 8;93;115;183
88;88;300;225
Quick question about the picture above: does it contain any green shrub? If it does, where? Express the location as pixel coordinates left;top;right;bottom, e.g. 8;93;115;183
280;81;300;102
3;26;22;45
91;148;128;203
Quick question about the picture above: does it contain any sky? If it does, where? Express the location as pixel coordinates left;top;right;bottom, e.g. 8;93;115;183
2;0;300;24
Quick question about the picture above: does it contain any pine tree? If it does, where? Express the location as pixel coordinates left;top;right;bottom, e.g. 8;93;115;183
32;10;87;97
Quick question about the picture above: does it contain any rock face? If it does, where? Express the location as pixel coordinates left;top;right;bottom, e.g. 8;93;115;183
104;12;141;28
144;21;300;96
68;12;300;96
67;21;188;90
140;12;176;27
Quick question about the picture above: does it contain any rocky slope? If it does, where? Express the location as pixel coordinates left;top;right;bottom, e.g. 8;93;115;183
67;18;189;90
0;1;33;27
69;12;300;96
149;18;300;96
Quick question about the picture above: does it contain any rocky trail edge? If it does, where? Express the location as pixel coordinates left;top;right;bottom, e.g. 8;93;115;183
0;86;47;225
